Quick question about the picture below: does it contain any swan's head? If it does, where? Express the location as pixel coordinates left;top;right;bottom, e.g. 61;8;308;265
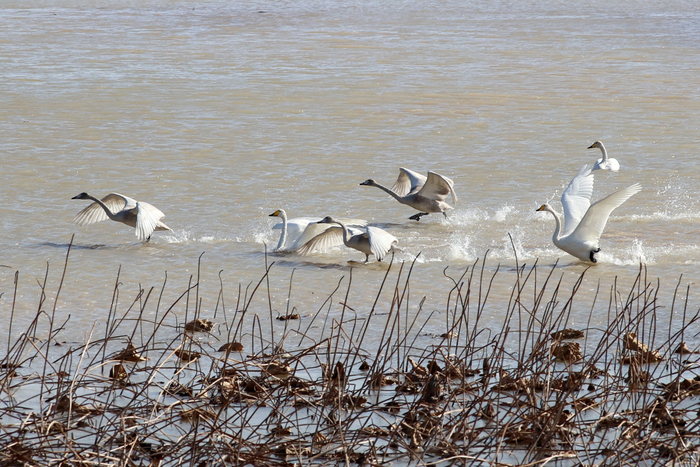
317;216;338;224
587;141;604;150
72;192;90;200
269;209;283;217
360;179;376;186
536;204;553;213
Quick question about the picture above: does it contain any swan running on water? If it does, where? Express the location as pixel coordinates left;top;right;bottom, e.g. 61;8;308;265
72;192;171;242
589;140;620;172
269;209;367;253
360;168;457;221
296;216;397;263
536;165;641;263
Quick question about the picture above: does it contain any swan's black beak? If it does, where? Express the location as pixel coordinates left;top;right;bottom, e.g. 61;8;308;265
587;143;595;149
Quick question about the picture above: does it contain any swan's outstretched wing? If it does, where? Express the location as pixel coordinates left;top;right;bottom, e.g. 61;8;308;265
561;165;594;237
272;217;321;250
392;168;427;197
271;217;320;232
135;201;166;241
569;183;641;245
367;226;398;261
73;193;134;226
296;226;364;256
417;171;458;203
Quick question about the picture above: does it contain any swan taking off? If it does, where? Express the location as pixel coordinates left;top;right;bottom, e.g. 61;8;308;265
536;165;641;263
269;209;321;252
72;192;171;242
269;210;368;253
296;216;398;263
360;168;457;221
589;140;620;171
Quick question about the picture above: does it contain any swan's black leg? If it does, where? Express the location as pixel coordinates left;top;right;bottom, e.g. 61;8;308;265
409;212;429;221
589;248;600;263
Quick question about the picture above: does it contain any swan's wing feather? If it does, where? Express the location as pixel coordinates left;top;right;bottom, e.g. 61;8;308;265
336;218;368;227
418;172;457;202
561;165;594;237
367;226;398;261
295;226;345;256
569;183;641;244
273;217;320;250
271;217;320;231
392;168;427;197
72;193;131;226
290;223;336;251
134;201;165;241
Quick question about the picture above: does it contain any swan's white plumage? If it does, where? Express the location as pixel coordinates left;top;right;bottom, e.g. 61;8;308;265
537;165;641;263
366;226;398;261
295;225;363;256
560;165;595;237
361;168;457;221
269;209;367;253
296;216;397;262
73;192;170;242
589;140;620;172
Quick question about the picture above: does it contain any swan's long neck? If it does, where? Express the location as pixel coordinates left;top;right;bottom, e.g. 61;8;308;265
332;219;352;247
276;210;288;251
546;206;563;242
598;143;608;162
371;182;405;202
88;195;119;221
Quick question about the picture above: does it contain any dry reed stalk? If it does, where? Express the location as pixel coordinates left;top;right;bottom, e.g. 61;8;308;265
0;247;699;466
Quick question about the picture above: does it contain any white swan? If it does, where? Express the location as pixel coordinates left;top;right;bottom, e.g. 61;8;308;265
536;165;641;263
360;168;457;221
589;140;620;171
72;192;171;242
269;209;321;252
269;210;368;253
296;216;398;263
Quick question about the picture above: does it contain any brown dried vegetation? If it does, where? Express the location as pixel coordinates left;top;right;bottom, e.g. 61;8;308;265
1;248;699;466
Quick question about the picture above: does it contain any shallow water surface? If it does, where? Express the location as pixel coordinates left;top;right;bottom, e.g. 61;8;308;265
1;0;700;351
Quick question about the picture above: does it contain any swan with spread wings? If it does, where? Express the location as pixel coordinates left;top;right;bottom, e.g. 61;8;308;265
360;168;457;221
536;165;640;263
72;192;171;242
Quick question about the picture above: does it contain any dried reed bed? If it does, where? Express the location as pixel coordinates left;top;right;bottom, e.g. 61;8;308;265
1;244;700;466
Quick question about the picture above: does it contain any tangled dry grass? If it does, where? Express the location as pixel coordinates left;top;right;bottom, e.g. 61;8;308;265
1;244;699;466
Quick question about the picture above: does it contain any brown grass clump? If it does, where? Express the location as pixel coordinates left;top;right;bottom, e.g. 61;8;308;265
1;245;699;466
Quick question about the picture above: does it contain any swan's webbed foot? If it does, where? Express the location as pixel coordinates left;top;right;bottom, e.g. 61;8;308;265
589;248;601;263
409;212;429;221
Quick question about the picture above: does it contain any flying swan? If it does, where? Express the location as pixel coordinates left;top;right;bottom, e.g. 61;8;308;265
589;140;620;171
269;210;367;253
72;192;171;242
535;165;641;263
296;216;398;263
360;168;457;221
